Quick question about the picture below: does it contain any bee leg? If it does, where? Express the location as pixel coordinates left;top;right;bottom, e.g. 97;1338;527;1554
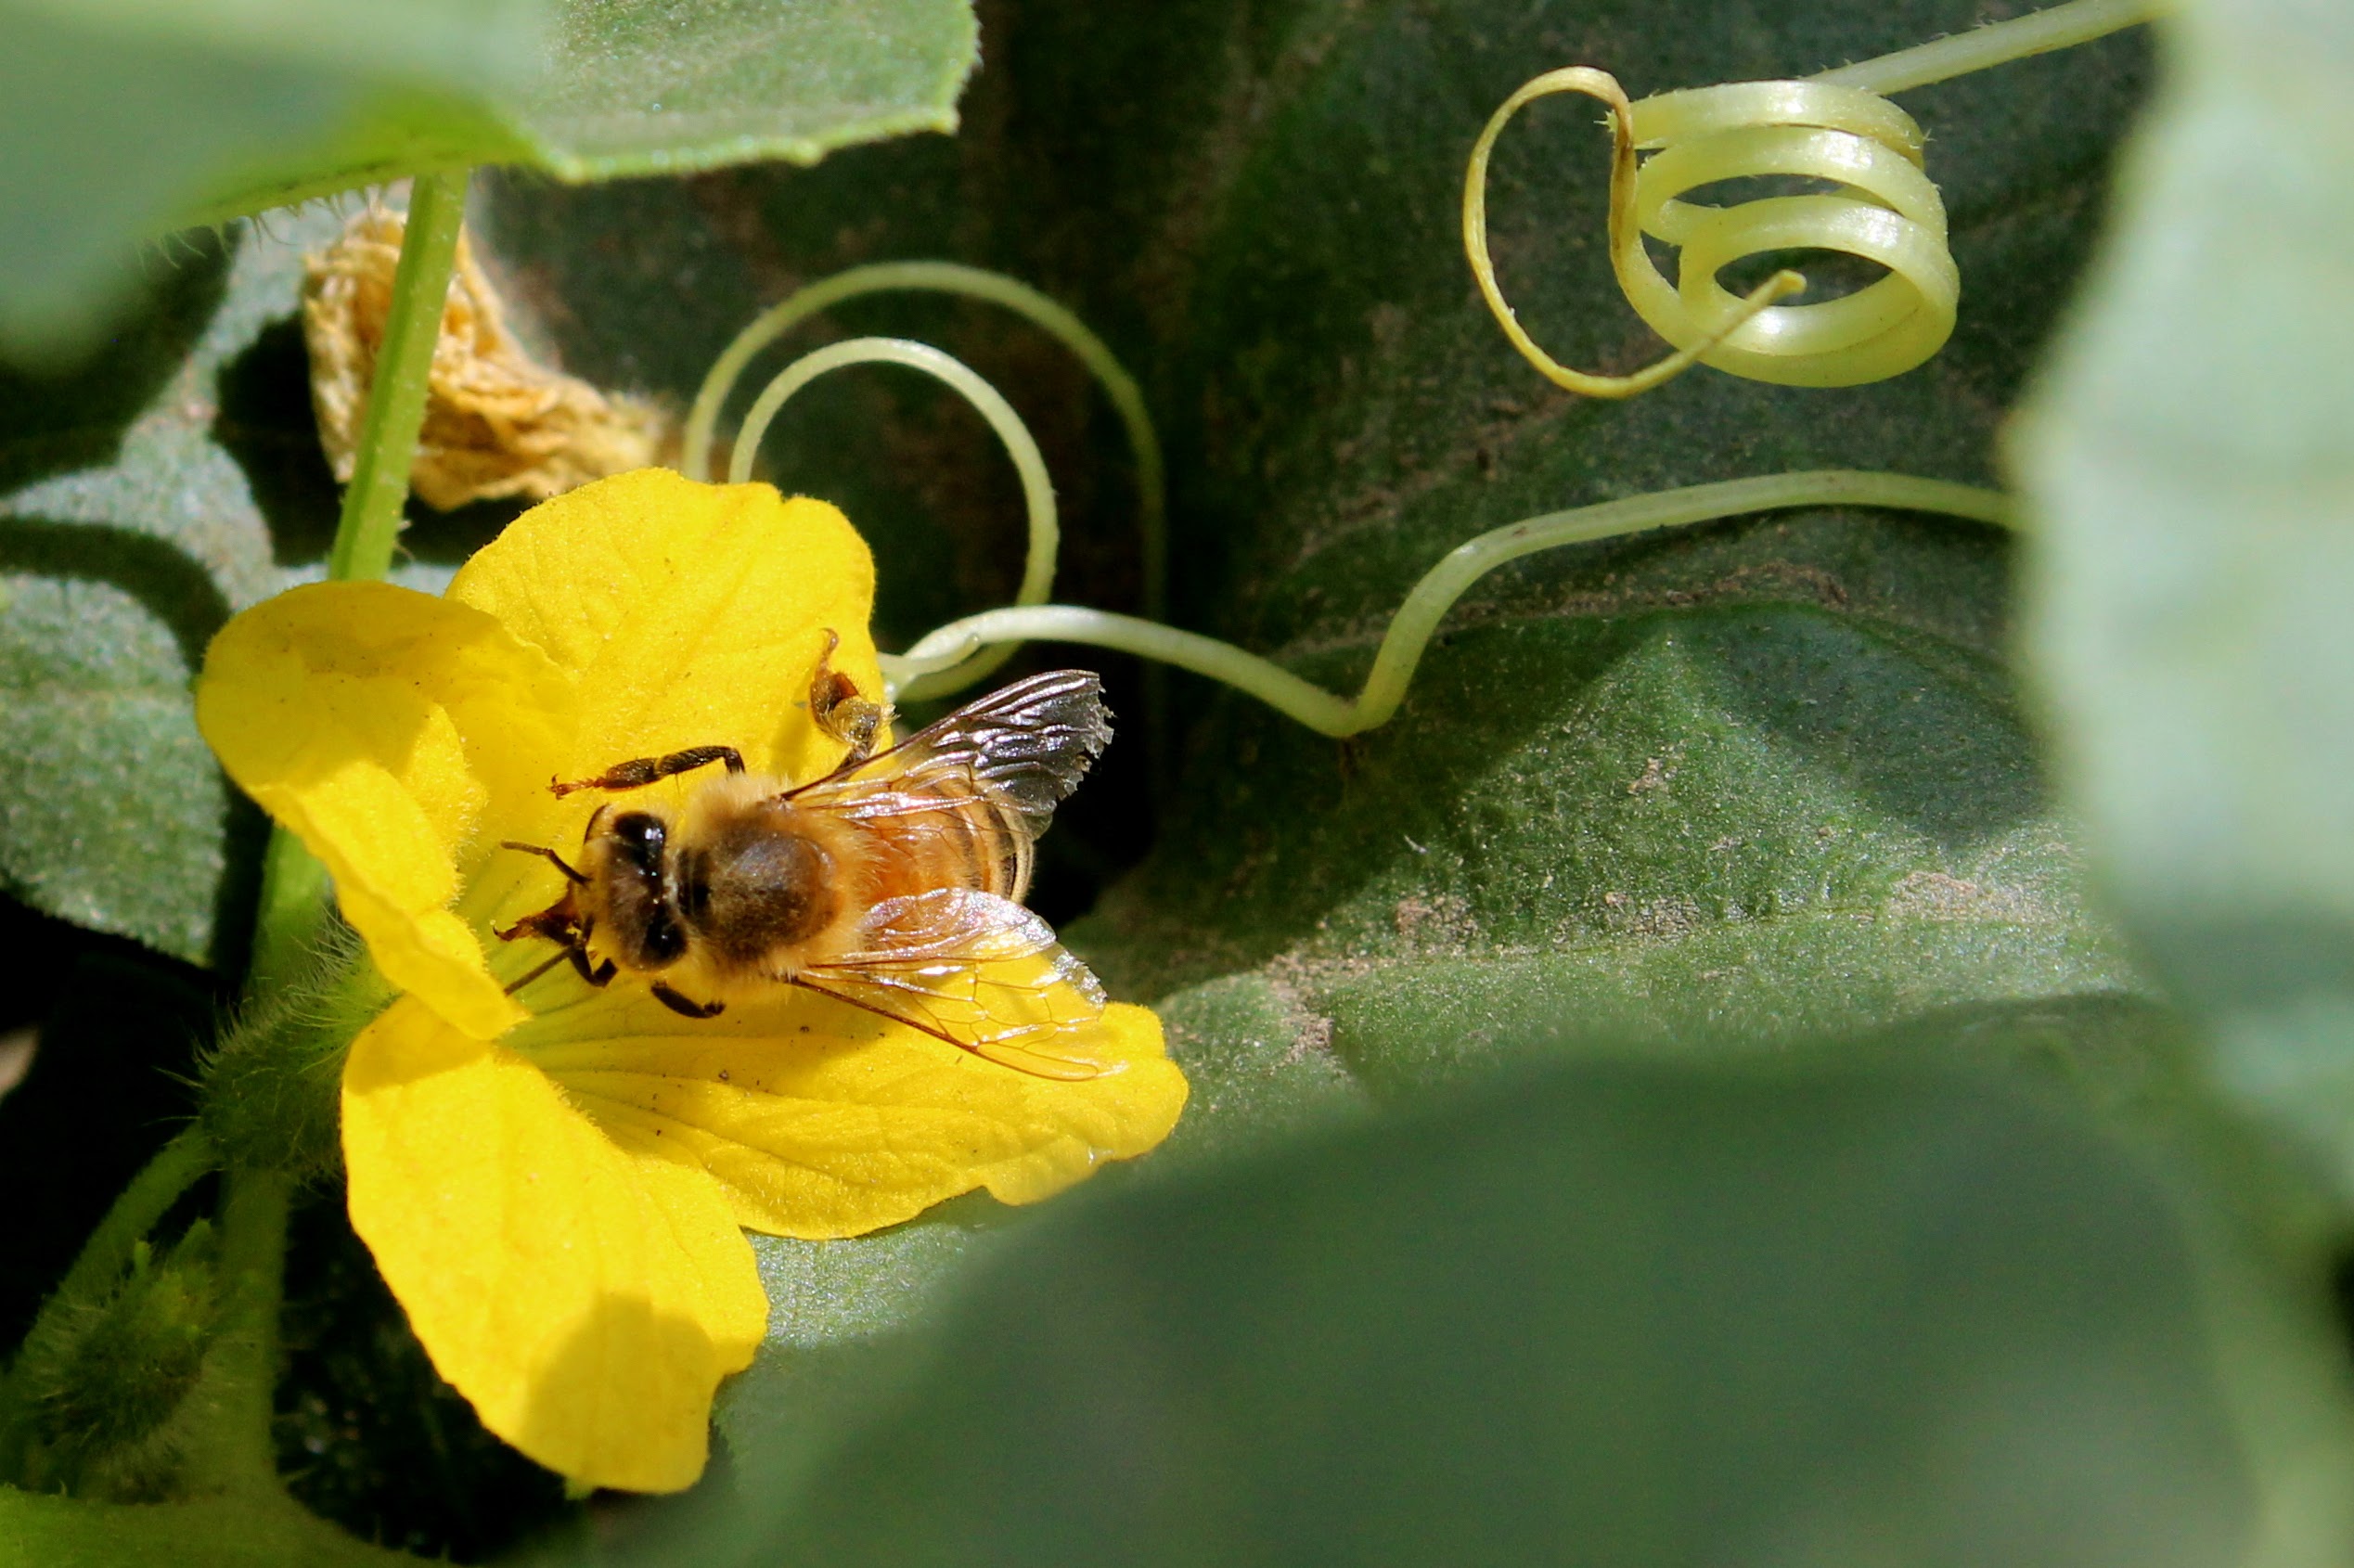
809;628;894;770
550;745;745;797
651;982;726;1019
568;947;617;987
493;894;580;945
495;894;607;998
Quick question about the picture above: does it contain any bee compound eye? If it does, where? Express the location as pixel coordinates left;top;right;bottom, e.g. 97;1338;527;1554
611;812;666;852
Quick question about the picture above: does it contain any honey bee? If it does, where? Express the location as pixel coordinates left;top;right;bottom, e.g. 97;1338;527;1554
494;637;1115;1079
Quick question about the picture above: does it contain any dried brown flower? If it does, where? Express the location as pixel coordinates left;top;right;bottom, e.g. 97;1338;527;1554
302;205;672;512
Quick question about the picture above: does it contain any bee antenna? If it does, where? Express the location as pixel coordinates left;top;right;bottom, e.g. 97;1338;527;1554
503;948;572;996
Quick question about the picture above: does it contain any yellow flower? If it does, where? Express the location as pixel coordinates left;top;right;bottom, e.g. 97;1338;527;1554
193;469;1187;1493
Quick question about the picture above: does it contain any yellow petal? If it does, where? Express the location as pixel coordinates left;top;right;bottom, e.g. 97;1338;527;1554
447;469;882;787
197;583;575;1038
519;987;1188;1240
342;997;767;1493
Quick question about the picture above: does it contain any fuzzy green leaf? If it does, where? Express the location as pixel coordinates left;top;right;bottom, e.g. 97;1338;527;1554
2010;0;2354;1199
684;1052;2354;1565
0;0;535;363
506;0;983;180
0;209;346;965
0;0;979;363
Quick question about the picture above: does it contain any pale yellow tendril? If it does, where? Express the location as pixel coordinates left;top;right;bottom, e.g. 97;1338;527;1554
725;334;1059;694
1464;0;2165;394
890;470;2013;734
683;261;1170;706
1462;68;1813;397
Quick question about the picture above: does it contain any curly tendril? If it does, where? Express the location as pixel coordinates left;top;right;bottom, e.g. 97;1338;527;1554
1464;0;2165;394
672;1;2169;745
1464;69;1951;392
722;334;1059;693
684;261;1168;703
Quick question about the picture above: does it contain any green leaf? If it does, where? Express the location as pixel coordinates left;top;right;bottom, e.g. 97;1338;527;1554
0;0;536;363
0;0;980;364
0;209;345;965
967;0;2154;1123
508;0;983;180
181;0;986;221
2009;0;2354;1197
1089;606;2141;1109
680;1050;2354;1565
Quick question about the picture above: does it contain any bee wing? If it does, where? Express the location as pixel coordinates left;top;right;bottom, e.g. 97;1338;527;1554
788;669;1112;839
794;887;1114;1081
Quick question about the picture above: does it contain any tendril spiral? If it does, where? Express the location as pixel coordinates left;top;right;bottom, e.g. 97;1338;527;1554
1465;67;1958;393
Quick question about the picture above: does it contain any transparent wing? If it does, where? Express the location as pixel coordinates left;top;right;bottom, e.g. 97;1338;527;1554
787;668;1112;838
793;888;1114;1080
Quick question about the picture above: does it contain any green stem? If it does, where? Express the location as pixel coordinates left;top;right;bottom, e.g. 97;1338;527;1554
47;1127;219;1317
173;173;468;1505
895;470;2013;735
182;1166;292;1495
327;169;468;583
249;171;470;1002
0;1127;219;1472
245;830;332;999
1813;0;2168;96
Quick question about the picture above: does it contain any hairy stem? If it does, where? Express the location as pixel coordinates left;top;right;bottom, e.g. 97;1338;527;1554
894;470;2013;734
246;831;333;999
182;1165;292;1495
0;1126;219;1472
169;174;470;1508
47;1127;219;1323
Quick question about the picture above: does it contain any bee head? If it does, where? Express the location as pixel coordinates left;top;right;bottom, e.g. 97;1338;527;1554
590;808;689;970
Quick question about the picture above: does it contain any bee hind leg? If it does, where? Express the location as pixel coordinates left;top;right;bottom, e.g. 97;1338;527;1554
652;983;725;1019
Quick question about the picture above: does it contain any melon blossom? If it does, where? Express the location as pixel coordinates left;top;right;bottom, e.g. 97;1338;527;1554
195;469;1188;1491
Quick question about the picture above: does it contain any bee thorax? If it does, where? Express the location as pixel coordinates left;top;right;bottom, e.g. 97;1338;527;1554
676;822;839;966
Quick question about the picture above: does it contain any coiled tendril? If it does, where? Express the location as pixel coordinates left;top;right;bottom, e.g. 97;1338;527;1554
1465;68;1954;393
1463;0;2166;395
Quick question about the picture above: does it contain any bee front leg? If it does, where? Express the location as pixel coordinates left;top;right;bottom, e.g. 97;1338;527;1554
567;945;617;987
498;841;590;883
651;983;726;1019
494;894;581;946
